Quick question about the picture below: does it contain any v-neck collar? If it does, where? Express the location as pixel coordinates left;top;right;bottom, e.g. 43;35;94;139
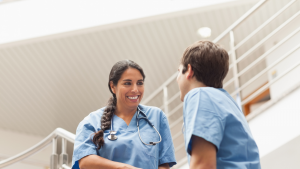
112;110;138;132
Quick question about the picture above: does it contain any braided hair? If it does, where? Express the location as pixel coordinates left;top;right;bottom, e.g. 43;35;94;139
92;60;145;150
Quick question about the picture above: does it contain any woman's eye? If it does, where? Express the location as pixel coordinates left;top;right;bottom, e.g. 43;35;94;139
138;82;144;85
124;82;131;85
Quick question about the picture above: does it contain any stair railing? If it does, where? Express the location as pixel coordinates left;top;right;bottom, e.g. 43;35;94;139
141;0;269;111
140;0;300;168
0;128;75;169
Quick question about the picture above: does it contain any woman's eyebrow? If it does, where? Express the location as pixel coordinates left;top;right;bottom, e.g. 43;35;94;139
122;79;144;81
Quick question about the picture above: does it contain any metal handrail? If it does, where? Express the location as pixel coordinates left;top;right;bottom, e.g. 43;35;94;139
234;10;300;66
141;73;177;105
238;23;300;77
233;0;296;51
228;0;299;70
213;0;268;43
175;142;185;152
241;59;300;105
224;11;300;89
167;102;183;118
141;0;268;106
0;128;75;168
172;130;183;141
231;43;300;97
170;116;183;129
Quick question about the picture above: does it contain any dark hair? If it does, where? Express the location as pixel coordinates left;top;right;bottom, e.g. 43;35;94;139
181;41;229;88
92;60;145;150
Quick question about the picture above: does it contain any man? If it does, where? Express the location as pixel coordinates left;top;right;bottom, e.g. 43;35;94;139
177;41;261;169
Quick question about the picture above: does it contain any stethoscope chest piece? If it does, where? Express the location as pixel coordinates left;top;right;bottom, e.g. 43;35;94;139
108;130;118;141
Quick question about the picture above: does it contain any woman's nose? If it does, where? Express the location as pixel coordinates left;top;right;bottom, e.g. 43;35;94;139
131;84;138;93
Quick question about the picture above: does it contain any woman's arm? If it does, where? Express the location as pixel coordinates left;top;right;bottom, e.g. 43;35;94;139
79;155;141;169
158;163;170;169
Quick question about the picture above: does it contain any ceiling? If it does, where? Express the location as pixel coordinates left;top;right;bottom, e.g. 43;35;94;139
0;0;274;136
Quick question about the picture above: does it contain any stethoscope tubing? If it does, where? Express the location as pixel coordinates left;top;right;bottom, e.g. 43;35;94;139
108;106;162;145
137;106;162;145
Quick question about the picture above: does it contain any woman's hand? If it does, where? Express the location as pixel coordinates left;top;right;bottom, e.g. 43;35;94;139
79;155;142;169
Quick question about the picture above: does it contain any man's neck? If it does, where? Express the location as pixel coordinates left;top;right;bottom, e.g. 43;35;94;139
188;79;207;91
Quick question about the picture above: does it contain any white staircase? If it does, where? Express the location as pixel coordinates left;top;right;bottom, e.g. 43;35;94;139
1;0;300;168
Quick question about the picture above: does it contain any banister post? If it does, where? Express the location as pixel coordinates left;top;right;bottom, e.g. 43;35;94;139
229;31;242;110
50;137;58;169
59;138;68;167
163;86;168;115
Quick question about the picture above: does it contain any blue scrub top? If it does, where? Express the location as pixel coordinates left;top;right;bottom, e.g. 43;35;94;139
72;104;176;169
183;87;261;169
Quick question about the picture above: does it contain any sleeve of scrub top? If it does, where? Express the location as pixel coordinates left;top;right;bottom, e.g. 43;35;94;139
184;91;225;155
158;114;177;167
72;120;98;169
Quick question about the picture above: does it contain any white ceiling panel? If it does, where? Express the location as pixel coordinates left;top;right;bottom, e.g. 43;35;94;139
0;0;266;136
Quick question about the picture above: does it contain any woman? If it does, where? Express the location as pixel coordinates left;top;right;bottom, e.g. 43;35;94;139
72;60;176;169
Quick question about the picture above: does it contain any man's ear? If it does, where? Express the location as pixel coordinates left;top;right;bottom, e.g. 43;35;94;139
110;81;116;94
185;64;194;79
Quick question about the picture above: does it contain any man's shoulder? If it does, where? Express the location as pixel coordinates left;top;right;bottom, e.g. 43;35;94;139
185;87;225;98
185;87;240;118
185;87;228;105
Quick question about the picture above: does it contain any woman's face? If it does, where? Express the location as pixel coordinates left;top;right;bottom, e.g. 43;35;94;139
111;68;144;110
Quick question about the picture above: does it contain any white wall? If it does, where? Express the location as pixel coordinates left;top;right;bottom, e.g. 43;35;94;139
248;86;300;168
0;129;51;169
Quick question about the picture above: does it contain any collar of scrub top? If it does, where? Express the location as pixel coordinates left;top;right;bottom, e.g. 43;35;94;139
136;106;162;146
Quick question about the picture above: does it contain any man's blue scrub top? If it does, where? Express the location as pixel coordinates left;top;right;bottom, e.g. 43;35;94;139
183;87;261;169
72;104;176;169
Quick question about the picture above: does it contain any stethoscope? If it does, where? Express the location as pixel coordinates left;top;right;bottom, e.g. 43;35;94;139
108;106;162;146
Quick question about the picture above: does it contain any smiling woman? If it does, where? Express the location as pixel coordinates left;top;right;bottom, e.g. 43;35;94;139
110;68;145;116
72;60;177;169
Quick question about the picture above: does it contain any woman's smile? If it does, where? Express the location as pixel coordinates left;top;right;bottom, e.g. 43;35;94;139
127;95;140;102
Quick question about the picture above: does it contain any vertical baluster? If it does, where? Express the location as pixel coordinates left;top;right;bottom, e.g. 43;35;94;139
59;138;68;167
163;86;168;115
229;31;242;110
50;137;58;169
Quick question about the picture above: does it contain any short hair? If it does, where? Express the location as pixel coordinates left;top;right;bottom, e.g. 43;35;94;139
181;41;229;88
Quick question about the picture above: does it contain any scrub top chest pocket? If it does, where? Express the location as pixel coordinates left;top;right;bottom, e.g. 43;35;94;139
139;117;159;159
